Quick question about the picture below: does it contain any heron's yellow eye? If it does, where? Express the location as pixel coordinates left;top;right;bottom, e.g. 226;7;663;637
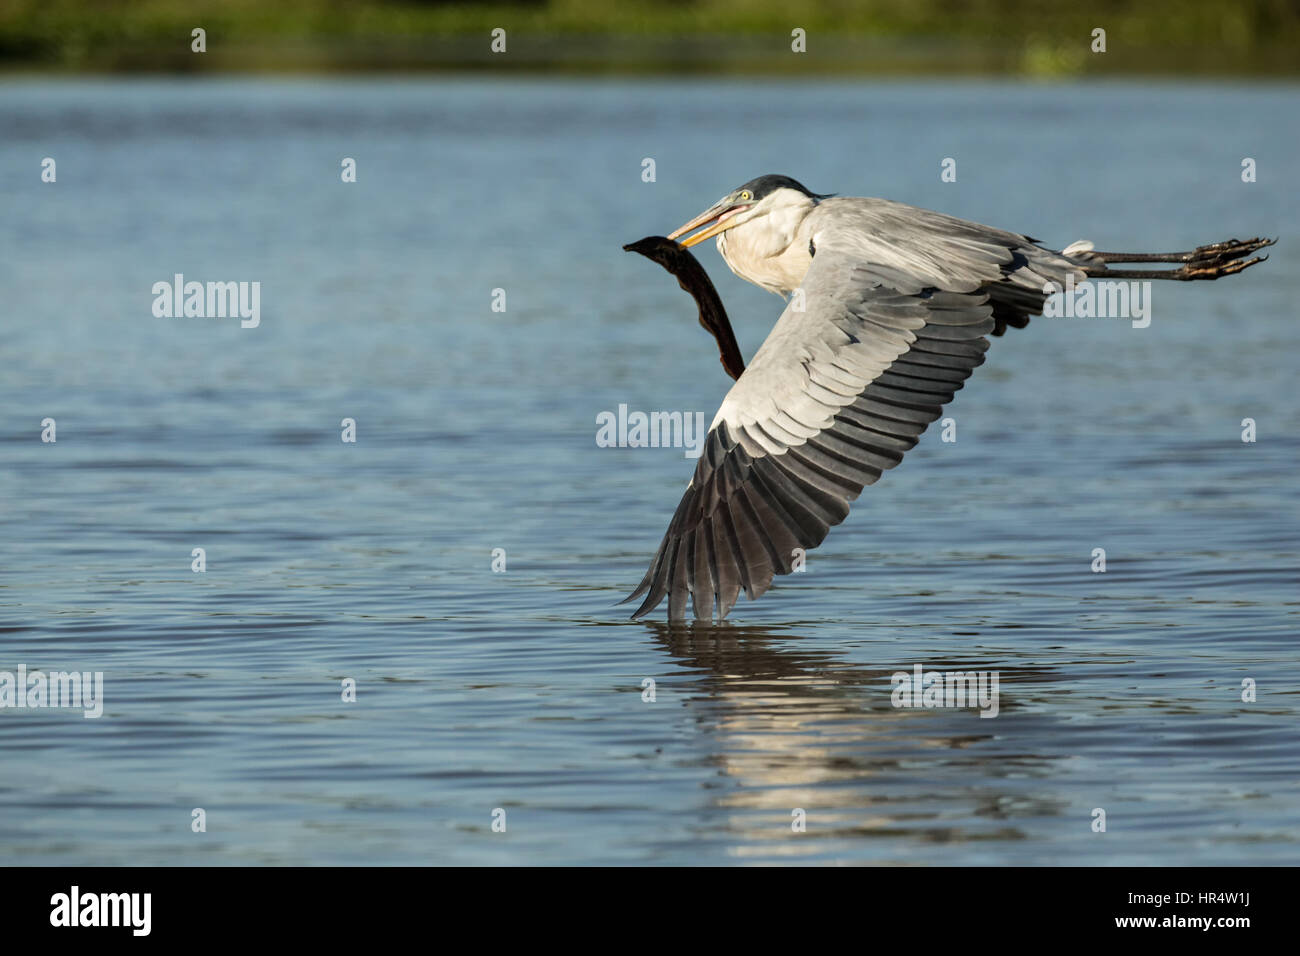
740;190;752;201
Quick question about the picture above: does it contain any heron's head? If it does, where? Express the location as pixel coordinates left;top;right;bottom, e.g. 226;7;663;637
669;174;827;249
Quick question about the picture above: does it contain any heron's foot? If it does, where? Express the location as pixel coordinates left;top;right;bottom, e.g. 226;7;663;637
1186;236;1276;265
1176;252;1270;280
1177;237;1275;279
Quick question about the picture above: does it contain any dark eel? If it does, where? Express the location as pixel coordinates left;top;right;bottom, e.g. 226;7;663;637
623;236;746;382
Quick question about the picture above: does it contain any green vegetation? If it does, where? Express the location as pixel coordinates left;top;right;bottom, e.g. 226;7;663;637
2;0;1297;74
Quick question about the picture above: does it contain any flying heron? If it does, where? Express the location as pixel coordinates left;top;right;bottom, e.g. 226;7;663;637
623;174;1273;622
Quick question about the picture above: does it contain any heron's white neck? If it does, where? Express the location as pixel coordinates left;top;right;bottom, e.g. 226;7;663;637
716;188;818;296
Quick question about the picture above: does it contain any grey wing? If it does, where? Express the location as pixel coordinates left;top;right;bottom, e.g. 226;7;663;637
808;197;1091;336
624;247;996;621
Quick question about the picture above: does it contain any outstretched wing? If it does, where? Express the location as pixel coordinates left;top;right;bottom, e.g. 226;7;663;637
623;247;995;621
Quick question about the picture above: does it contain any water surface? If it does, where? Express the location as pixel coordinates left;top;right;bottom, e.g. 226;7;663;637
1;77;1297;864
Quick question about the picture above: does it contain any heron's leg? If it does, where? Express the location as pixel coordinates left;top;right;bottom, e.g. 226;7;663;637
1090;236;1275;264
1084;254;1270;281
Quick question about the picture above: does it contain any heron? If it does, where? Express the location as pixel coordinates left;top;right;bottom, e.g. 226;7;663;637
622;174;1274;622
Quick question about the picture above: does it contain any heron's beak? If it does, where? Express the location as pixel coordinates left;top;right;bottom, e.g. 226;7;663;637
669;201;748;248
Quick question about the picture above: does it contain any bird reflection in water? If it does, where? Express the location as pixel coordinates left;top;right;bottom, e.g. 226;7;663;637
639;621;1072;858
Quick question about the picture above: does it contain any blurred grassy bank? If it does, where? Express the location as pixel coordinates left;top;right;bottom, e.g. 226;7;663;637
2;0;1298;75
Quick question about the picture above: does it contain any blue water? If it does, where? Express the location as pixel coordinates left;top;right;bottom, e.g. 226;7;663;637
1;77;1297;865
